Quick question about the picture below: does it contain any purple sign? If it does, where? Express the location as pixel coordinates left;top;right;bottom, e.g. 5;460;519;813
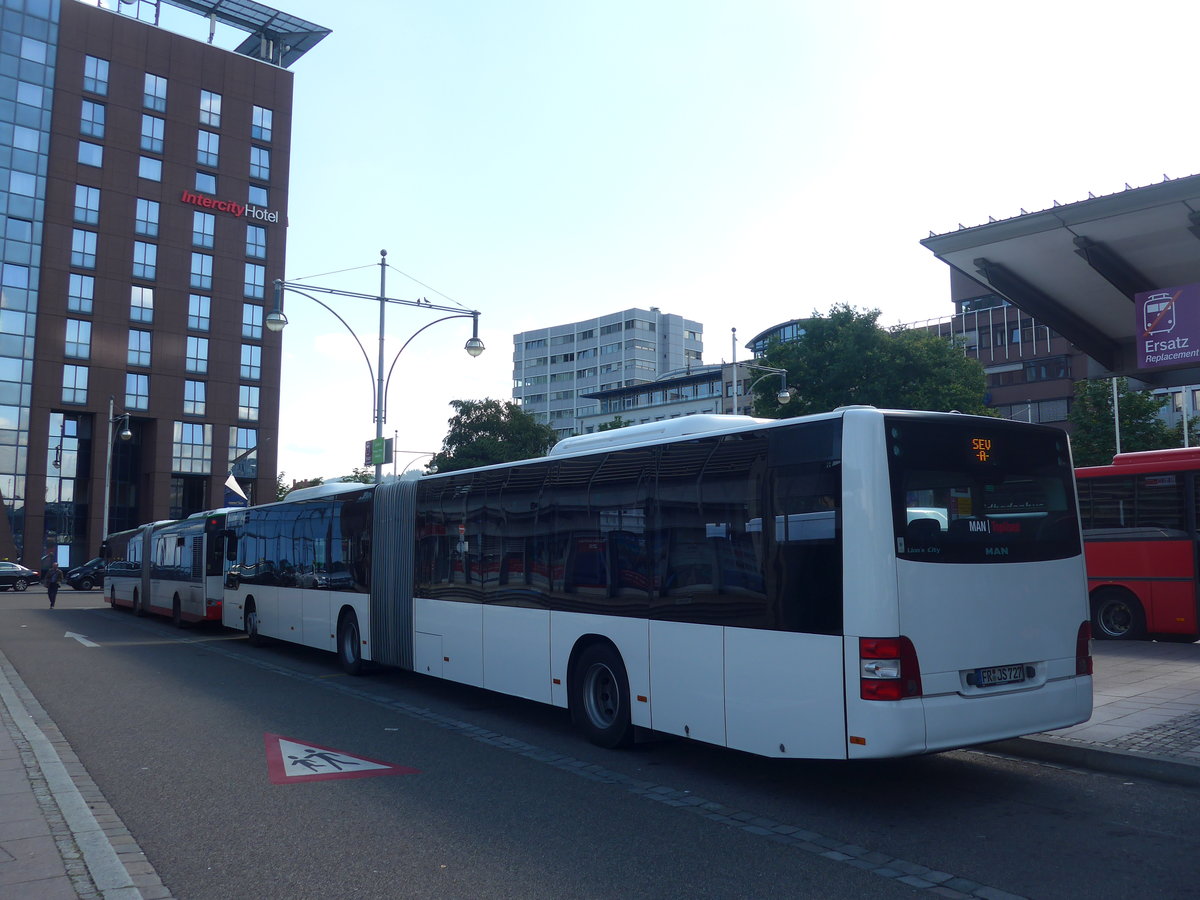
1137;282;1200;369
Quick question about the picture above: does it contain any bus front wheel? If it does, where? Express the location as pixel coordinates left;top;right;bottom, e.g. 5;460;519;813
337;610;365;676
1092;589;1146;640
570;643;634;749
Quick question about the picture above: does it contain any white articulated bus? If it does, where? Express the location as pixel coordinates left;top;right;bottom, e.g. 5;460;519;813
106;512;229;627
221;408;1093;759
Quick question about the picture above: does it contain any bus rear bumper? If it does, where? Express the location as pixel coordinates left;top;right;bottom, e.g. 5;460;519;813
923;675;1093;754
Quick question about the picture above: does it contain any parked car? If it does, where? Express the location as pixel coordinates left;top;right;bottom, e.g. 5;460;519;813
0;561;38;591
66;557;107;591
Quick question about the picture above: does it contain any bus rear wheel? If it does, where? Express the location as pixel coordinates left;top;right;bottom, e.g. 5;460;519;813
244;602;263;647
171;595;183;629
570;643;634;749
337;610;364;676
1092;589;1146;640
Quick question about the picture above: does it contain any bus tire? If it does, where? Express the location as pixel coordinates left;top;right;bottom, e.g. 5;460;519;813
133;590;146;617
337;610;365;676
171;594;183;629
245;602;263;647
570;642;634;749
1091;589;1146;640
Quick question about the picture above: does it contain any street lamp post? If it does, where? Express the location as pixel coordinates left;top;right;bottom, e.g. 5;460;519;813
737;363;794;413
266;251;485;483
101;395;132;544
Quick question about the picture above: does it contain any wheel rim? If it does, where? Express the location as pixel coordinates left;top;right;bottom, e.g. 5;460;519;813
582;662;620;728
1099;599;1132;637
15;579;26;591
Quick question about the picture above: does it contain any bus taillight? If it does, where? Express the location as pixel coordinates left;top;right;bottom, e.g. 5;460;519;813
859;636;923;701
1076;621;1093;676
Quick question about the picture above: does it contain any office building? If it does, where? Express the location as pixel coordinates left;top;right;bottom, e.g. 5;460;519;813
0;0;328;567
513;308;703;438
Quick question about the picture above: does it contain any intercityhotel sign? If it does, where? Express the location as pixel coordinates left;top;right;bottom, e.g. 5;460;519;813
179;189;282;224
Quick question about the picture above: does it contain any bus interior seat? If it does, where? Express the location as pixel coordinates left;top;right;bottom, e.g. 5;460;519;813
905;518;941;545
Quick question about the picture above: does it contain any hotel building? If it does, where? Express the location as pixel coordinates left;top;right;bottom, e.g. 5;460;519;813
0;0;328;567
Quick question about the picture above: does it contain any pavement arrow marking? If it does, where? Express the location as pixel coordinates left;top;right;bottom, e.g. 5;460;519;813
264;733;420;784
64;632;100;647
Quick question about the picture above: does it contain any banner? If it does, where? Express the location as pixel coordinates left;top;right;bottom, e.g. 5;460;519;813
1137;283;1200;370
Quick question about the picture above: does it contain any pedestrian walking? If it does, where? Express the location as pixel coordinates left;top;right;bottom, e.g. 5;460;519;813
45;561;62;608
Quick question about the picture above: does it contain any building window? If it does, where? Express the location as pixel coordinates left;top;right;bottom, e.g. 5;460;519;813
133;242;157;280
78;142;103;167
229;427;256;471
126;373;149;411
62;366;88;404
5;218;31;241
138;157;162;181
240;344;261;380
197;130;219;167
127;330;152;367
135;198;159;237
248;184;268;206
172;422;211;475
192;211;215;248
130;286;154;323
71;229;97;269
238;385;260;421
80;100;105;138
249;146;270;181
83;56;108;95
190;253;212;290
183;380;206;416
242;303;263;340
199;90;221;127
68;274;94;314
252;105;272;141
243;263;264;299
195;171;217;194
141;114;164;153
73;185;99;225
65;320;91;359
8;171;35;197
246;225;267;259
188;295;211;331
186;336;209;374
144;73;167;112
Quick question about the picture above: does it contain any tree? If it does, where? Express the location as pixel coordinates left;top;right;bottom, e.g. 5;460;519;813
1068;378;1175;467
429;399;558;473
752;304;991;417
597;416;632;432
346;466;375;484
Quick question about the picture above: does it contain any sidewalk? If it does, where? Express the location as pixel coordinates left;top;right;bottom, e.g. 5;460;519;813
992;639;1200;786
1;639;1198;900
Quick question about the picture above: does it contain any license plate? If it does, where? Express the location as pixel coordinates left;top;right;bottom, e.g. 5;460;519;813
974;664;1027;687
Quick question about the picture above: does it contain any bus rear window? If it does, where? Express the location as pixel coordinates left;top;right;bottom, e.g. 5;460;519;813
886;416;1080;564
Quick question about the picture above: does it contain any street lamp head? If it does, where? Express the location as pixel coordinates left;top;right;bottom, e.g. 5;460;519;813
776;388;793;405
464;336;485;358
265;309;288;332
117;415;132;441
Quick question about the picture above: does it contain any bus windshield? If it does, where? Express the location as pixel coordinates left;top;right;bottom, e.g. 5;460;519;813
887;415;1080;564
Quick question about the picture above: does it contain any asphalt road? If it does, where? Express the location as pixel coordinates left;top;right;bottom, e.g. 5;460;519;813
4;588;1200;899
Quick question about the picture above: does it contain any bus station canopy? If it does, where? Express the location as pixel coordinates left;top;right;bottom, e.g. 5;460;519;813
921;173;1200;388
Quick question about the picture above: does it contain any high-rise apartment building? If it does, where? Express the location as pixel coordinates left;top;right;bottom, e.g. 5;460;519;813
513;308;703;437
0;0;327;568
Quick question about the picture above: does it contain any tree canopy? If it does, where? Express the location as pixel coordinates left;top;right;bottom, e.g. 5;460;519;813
752;304;991;417
429;398;558;473
1068;377;1175;467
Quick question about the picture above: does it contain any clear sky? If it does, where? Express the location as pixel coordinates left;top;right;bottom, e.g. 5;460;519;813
142;0;1200;482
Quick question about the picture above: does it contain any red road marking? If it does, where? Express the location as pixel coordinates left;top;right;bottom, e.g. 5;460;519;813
264;733;420;784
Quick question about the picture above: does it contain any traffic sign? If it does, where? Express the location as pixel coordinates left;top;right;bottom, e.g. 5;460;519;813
363;436;393;466
264;733;420;784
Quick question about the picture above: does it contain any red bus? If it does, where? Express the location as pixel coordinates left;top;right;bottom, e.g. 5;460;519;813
1076;447;1200;642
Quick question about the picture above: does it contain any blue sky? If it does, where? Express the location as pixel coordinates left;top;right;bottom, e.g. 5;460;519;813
138;0;1200;480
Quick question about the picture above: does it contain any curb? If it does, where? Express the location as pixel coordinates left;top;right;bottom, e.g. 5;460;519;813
982;734;1200;788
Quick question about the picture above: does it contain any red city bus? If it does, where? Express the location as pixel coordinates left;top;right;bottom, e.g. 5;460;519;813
1076;447;1200;642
